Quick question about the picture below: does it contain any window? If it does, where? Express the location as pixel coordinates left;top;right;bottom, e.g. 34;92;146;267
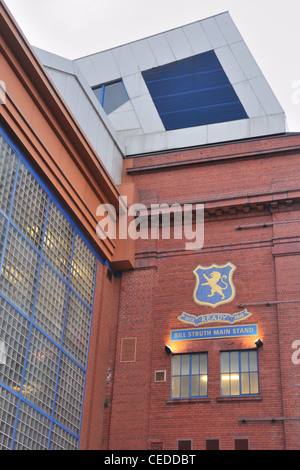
220;350;259;397
235;439;249;450
154;370;166;382
92;79;129;114
178;440;192;450
171;353;208;399
206;439;219;450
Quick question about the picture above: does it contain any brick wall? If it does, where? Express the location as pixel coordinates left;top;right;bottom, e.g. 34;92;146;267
105;134;300;450
80;262;121;450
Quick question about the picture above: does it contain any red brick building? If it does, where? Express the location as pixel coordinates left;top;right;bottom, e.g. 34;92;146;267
105;135;300;450
1;1;299;450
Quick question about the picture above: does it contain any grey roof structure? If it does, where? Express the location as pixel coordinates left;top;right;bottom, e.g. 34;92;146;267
34;12;286;184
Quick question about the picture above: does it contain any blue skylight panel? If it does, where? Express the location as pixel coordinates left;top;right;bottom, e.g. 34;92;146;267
142;50;248;131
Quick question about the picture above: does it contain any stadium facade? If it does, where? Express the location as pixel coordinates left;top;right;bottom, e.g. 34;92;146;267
0;0;299;450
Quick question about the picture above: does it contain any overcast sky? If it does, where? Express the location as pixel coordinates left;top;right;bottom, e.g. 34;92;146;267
4;0;300;131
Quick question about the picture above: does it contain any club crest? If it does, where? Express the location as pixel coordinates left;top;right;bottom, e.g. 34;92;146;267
193;262;236;308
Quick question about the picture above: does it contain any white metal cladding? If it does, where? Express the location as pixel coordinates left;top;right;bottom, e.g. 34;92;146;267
35;12;286;167
74;12;286;155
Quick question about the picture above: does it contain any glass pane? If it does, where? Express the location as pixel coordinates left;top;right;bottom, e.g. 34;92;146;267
11;160;48;250
221;374;230;396
0;136;18;216
230;351;239;372
23;327;60;415
0;214;8;270
230;374;240;395
200;353;207;374
43;201;74;281
54;353;85;435
249;350;258;371
0;225;40;316
200;375;208;396
241;372;250;394
103;80;129;114
220;352;229;373
180;376;189;397
250;372;259;394
63;291;92;367
172;355;181;376
34;261;68;343
172;376;180;398
49;423;78;450
191;354;199;374
240;351;249;372
0;297;30;390
0;386;19;450
191;375;199;396
13;401;51;450
181;355;190;375
70;234;96;308
92;86;103;104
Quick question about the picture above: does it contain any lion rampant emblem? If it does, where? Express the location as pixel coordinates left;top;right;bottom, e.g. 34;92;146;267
201;271;228;299
193;262;236;308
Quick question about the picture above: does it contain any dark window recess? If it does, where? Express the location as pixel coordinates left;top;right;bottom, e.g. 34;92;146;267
106;268;112;281
206;439;219;450
155;370;166;382
178;440;192;450
92;80;129;114
150;441;164;450
235;439;249;450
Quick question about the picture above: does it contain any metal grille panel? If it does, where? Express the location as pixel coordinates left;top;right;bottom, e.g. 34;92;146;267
23;327;60;416
0;297;30;390
71;234;96;308
49;423;78;450
63;290;92;367
0;137;18;216
43;201;74;280
13;401;51;450
0;128;100;450
11;160;48;250
0;387;19;450
54;353;85;435
0;225;40;316
34;261;68;343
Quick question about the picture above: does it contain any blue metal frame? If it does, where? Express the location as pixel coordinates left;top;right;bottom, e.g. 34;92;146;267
0;124;117;449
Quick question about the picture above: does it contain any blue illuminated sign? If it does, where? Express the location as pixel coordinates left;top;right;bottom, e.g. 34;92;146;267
171;324;258;342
